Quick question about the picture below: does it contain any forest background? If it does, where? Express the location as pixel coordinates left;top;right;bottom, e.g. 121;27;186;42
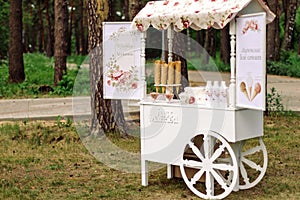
0;0;299;135
0;0;300;87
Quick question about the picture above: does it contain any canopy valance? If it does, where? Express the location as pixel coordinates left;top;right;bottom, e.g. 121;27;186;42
131;0;275;32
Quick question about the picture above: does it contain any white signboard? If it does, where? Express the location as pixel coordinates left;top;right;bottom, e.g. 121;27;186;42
236;13;266;110
103;22;142;100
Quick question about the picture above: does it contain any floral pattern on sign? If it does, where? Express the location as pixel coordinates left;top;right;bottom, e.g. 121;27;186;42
106;56;139;93
131;0;275;32
242;20;260;34
108;27;127;40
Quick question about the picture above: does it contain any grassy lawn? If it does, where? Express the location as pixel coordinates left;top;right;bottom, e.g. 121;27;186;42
0;115;299;199
0;53;88;99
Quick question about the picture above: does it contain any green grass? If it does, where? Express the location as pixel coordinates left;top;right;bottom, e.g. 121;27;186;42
267;50;300;78
0;114;299;199
0;53;89;99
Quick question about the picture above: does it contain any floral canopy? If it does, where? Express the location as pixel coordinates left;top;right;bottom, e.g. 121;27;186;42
131;0;275;32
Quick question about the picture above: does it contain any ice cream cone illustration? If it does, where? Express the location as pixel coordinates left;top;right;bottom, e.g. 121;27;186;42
240;82;250;101
154;60;161;93
251;82;261;101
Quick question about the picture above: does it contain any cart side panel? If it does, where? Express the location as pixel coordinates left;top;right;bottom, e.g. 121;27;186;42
234;109;263;142
140;104;263;164
141;104;189;164
140;104;237;164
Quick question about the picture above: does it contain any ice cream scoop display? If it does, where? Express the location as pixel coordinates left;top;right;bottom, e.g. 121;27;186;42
127;0;275;199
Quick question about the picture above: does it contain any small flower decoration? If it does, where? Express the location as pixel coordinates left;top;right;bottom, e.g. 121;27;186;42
163;0;169;5
189;96;195;104
132;82;138;89
181;18;190;29
135;21;144;32
136;23;144;32
242;20;260;34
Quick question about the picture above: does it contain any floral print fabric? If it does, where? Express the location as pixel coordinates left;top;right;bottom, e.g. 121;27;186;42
132;0;275;32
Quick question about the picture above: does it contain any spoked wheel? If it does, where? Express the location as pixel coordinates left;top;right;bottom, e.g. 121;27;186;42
238;137;268;190
180;131;238;200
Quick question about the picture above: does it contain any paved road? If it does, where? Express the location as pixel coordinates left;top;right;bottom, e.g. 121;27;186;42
0;72;299;121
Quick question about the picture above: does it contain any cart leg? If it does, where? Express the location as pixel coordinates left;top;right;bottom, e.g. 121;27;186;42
141;159;148;186
207;135;214;196
167;164;173;179
232;143;240;192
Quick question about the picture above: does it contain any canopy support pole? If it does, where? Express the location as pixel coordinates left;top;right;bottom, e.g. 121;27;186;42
229;20;236;108
167;26;173;63
141;31;147;99
167;26;174;179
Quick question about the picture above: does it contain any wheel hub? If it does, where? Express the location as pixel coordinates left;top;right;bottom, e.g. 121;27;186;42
202;158;212;171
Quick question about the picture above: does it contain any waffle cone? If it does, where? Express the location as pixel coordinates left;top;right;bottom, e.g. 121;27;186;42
154;60;161;85
161;63;168;85
243;91;250;101
251;90;259;101
167;62;175;85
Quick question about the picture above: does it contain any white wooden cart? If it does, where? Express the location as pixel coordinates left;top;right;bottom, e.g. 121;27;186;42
131;0;275;199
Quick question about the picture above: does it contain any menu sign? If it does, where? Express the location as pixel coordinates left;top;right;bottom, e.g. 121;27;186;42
103;22;142;100
236;13;266;110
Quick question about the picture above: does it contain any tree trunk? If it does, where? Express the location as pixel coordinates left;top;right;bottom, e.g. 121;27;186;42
203;29;216;65
45;0;54;57
204;29;217;58
298;31;300;55
75;0;87;55
31;9;38;52
220;25;230;65
82;1;88;55
9;0;25;83
281;0;298;51
129;0;140;20
88;0;128;136
68;0;75;55
266;0;281;61
38;0;44;53
54;0;68;86
123;0;130;21
173;31;189;94
108;0;129;136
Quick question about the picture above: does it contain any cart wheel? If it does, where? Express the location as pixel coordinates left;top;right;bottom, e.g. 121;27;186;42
238;137;268;190
180;131;238;200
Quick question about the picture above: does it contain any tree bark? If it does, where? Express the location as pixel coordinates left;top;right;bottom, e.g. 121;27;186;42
129;0;140;20
45;0;54;57
108;0;128;136
38;0;44;53
173;31;189;94
9;0;25;83
67;0;75;55
204;29;217;58
88;0;128;136
266;0;281;61
202;29;216;65
54;0;69;86
298;31;300;55
220;25;230;65
74;0;87;55
123;0;130;21
281;0;298;51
